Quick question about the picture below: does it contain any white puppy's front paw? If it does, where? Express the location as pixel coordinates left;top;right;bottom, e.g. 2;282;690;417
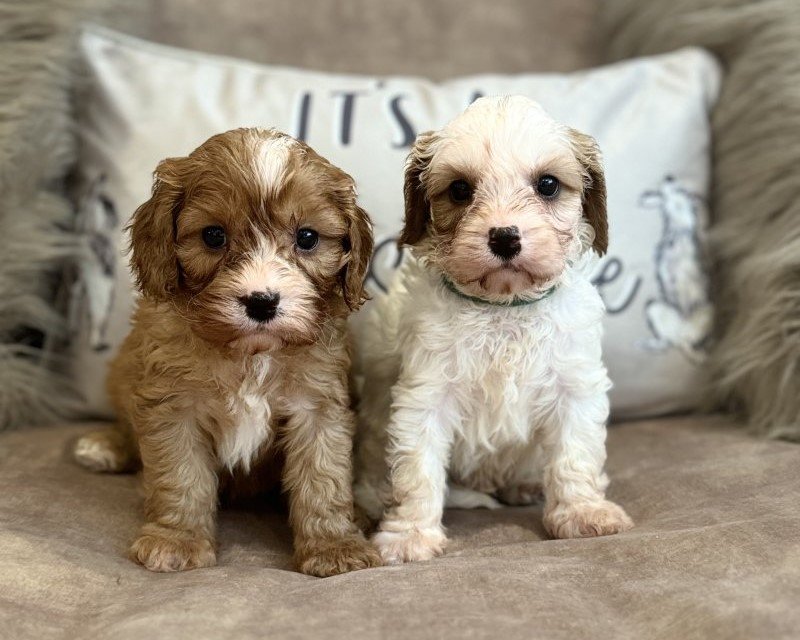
372;526;447;565
544;499;633;539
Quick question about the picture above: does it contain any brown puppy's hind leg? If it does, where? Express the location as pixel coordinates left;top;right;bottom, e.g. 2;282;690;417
73;425;139;473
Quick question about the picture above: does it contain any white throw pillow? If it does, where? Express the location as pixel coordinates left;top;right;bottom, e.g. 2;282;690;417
70;25;721;419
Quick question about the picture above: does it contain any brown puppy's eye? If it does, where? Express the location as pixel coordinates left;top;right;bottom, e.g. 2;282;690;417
449;179;473;204
536;175;560;198
296;228;319;251
202;225;226;249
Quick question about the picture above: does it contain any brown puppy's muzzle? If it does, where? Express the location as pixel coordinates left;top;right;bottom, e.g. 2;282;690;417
238;291;280;324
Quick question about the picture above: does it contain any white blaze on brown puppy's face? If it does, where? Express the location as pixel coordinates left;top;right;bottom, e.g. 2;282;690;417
128;128;373;354
400;96;607;302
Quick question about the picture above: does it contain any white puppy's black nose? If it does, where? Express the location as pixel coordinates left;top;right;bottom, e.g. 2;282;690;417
488;226;521;260
240;291;280;323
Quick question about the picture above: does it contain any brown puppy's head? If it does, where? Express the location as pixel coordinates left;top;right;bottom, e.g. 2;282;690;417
400;96;607;303
129;127;373;353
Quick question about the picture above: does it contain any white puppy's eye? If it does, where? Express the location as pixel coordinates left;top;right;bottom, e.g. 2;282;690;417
296;228;319;251
448;179;473;204
536;175;560;198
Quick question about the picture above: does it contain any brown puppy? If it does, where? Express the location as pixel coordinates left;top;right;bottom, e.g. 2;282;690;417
74;127;381;577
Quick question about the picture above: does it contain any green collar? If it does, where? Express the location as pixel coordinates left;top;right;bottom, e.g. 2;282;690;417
441;277;556;307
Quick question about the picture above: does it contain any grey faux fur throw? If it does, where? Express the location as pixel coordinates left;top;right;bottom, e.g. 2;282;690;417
602;0;800;439
0;0;145;429
0;1;84;428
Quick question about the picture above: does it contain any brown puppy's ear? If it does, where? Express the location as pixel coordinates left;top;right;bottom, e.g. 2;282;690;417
569;128;608;256
128;157;185;300
341;203;374;310
399;131;436;247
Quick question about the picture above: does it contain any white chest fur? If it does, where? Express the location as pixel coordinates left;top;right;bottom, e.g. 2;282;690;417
214;353;274;472
389;261;608;482
434;300;561;466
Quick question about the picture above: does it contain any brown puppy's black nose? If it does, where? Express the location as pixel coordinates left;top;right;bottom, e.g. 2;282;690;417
488;226;522;260
240;291;280;323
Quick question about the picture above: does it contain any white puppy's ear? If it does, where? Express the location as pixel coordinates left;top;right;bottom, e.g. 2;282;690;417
569;129;608;255
399;131;437;247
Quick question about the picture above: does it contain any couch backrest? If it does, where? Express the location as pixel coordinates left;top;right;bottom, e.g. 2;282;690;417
126;0;601;77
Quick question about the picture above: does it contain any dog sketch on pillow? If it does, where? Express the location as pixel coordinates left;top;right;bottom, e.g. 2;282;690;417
354;96;633;565
640;176;712;361
68;174;119;352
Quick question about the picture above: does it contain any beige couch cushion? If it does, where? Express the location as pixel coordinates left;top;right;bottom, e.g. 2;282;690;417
2;417;798;639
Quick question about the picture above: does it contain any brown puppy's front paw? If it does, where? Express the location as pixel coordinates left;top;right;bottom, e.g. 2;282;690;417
130;525;217;572
295;533;382;577
544;499;633;539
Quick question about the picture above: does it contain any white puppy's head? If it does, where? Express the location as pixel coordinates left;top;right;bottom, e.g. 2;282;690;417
400;96;607;302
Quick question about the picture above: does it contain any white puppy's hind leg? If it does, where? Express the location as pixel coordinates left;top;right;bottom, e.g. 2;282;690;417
446;484;501;510
495;441;545;506
495;482;544;506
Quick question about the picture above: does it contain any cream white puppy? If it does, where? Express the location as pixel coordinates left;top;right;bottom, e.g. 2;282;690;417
354;96;633;564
